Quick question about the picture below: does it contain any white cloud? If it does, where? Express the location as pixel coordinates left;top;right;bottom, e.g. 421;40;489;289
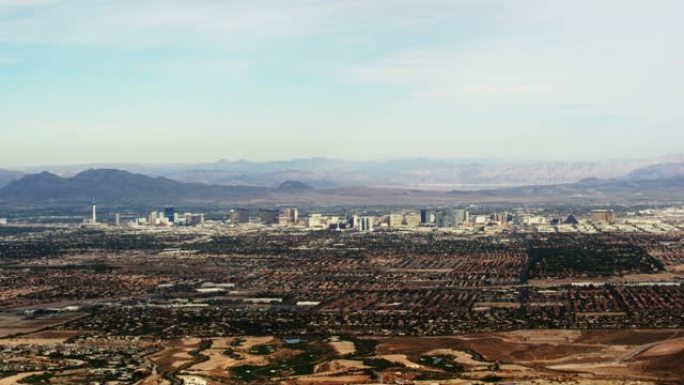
344;1;684;120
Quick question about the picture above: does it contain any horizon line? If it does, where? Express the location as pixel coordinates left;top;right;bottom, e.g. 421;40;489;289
4;152;684;172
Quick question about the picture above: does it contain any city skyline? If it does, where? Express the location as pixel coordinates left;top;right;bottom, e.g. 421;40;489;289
2;0;683;167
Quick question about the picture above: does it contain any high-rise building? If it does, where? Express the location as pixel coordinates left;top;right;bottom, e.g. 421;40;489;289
149;211;158;225
420;209;433;225
388;213;403;228
114;213;121;226
285;208;298;224
494;211;508;225
436;208;468;228
164;207;175;224
186;213;205;226
259;209;279;225
473;215;488;224
236;208;250;224
307;213;323;228
360;216;374;232
404;213;421;227
591;209;615;224
349;215;359;229
278;208;298;226
228;210;238;224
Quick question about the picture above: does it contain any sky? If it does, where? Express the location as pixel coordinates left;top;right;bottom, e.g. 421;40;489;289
1;0;683;167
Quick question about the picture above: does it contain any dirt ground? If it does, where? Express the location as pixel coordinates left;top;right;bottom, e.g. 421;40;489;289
314;359;368;374
139;338;202;385
373;329;684;383
328;340;356;355
3;330;684;385
0;371;42;385
372;354;422;368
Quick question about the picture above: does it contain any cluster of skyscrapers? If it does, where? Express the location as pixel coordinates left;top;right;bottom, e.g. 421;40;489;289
80;201;616;231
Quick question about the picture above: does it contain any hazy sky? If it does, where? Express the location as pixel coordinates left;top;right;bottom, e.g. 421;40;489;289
1;0;683;167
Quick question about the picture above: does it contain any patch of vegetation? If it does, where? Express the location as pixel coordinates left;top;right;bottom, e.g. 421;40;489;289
529;236;664;279
223;348;241;359
88;358;109;368
464;348;485;362
419;355;464;373
250;344;276;355
0;372;18;380
350;338;378;356
283;352;316;375
232;349;318;381
232;365;266;381
363;358;402;370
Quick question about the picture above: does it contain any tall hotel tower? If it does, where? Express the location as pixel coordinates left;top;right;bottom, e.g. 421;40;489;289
92;199;97;224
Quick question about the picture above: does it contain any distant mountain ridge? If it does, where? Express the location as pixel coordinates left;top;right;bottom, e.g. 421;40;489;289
277;180;314;190
485;174;684;198
624;162;684;181
1;167;683;209
16;154;684;188
0;168;23;188
0;169;268;204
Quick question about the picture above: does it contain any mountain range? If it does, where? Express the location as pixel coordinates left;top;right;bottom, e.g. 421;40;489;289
0;168;24;188
1;167;683;209
5;154;684;189
0;169;268;205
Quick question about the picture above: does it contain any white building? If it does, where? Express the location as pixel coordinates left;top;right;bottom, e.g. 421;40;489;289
360;216;374;232
349;215;359;229
307;213;323;228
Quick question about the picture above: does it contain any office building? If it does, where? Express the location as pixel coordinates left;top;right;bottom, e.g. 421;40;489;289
420;209;433;225
164;207;175;224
